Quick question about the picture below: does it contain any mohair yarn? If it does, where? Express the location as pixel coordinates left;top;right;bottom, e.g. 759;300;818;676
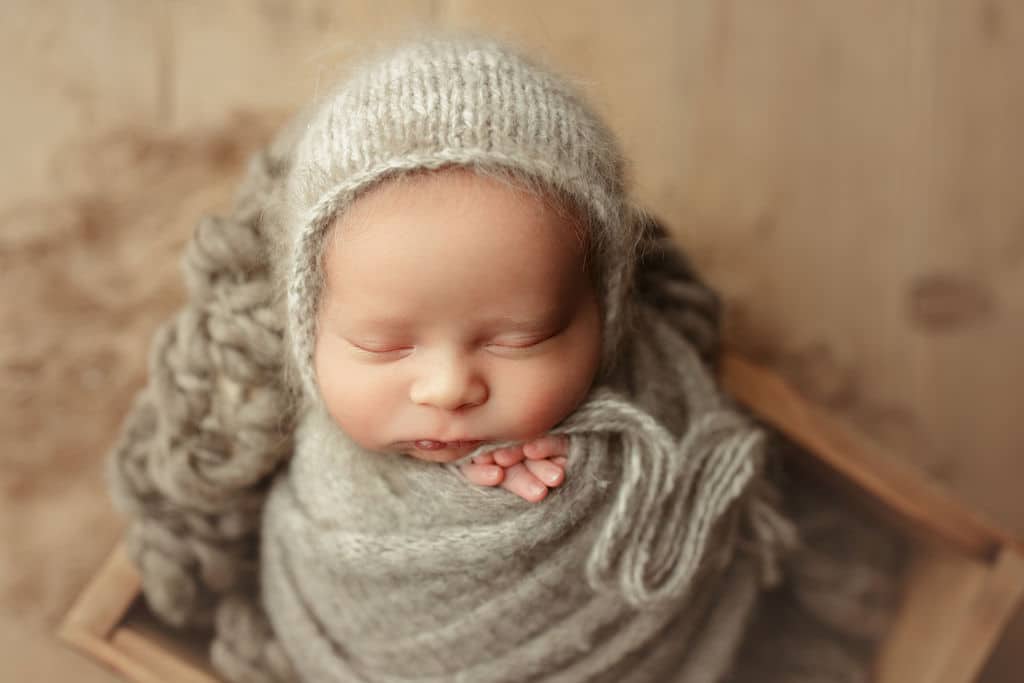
107;35;901;683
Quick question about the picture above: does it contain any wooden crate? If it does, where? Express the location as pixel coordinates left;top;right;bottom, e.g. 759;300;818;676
58;354;1024;683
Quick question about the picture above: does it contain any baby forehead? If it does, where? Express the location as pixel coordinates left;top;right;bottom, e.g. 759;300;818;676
340;167;585;229
328;168;589;258
317;175;590;318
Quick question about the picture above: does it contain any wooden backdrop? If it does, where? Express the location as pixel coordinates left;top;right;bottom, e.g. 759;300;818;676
2;1;1021;680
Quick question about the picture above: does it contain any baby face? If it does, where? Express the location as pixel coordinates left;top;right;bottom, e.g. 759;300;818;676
314;168;602;463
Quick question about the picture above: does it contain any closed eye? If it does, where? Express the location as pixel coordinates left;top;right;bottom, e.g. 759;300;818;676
346;340;413;355
486;330;560;351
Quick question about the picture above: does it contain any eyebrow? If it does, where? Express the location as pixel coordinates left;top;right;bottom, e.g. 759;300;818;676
345;316;412;331
484;314;561;332
349;310;564;332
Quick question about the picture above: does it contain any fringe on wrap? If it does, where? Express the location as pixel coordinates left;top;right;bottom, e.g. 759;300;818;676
106;124;904;682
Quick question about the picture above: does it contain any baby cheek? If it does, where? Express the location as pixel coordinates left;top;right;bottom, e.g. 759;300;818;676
504;394;563;439
315;352;388;449
509;319;602;435
503;363;595;437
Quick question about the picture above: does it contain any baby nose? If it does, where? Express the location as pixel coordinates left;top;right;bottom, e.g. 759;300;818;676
409;355;488;411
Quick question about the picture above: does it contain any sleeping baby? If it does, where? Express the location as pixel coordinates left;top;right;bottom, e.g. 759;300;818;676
109;34;894;683
254;35;788;683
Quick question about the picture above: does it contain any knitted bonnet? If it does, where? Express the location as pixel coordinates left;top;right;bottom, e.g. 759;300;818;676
283;36;639;401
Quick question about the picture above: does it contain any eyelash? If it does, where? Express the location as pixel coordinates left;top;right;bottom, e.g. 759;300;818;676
348;342;413;356
487;334;556;351
346;334;556;357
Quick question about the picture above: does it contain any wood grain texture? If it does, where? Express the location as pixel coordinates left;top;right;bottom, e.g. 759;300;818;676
3;0;1022;680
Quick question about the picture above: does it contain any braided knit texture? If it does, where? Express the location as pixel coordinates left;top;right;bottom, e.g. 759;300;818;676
106;35;903;683
106;117;299;628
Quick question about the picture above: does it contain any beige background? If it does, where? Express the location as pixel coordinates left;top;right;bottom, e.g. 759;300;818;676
2;1;1022;680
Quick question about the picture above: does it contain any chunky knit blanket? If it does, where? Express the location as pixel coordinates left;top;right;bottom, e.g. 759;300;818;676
108;114;902;683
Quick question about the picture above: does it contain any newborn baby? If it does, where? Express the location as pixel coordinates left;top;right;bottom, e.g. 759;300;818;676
110;34;818;683
315;167;593;503
253;35;788;683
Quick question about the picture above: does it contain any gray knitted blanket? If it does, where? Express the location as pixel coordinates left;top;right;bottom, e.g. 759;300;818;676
259;348;785;682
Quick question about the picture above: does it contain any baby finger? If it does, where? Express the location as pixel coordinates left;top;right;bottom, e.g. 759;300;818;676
460;462;504;487
492;446;525;467
501;463;549;503
523;435;569;460
524;458;564;488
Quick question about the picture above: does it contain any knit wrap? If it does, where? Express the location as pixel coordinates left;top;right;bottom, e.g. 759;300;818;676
261;353;785;683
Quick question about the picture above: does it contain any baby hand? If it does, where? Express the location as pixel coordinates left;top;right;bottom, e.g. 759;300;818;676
459;435;569;503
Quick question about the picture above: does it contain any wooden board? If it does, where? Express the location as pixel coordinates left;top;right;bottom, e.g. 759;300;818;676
58;545;219;683
876;543;1024;683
